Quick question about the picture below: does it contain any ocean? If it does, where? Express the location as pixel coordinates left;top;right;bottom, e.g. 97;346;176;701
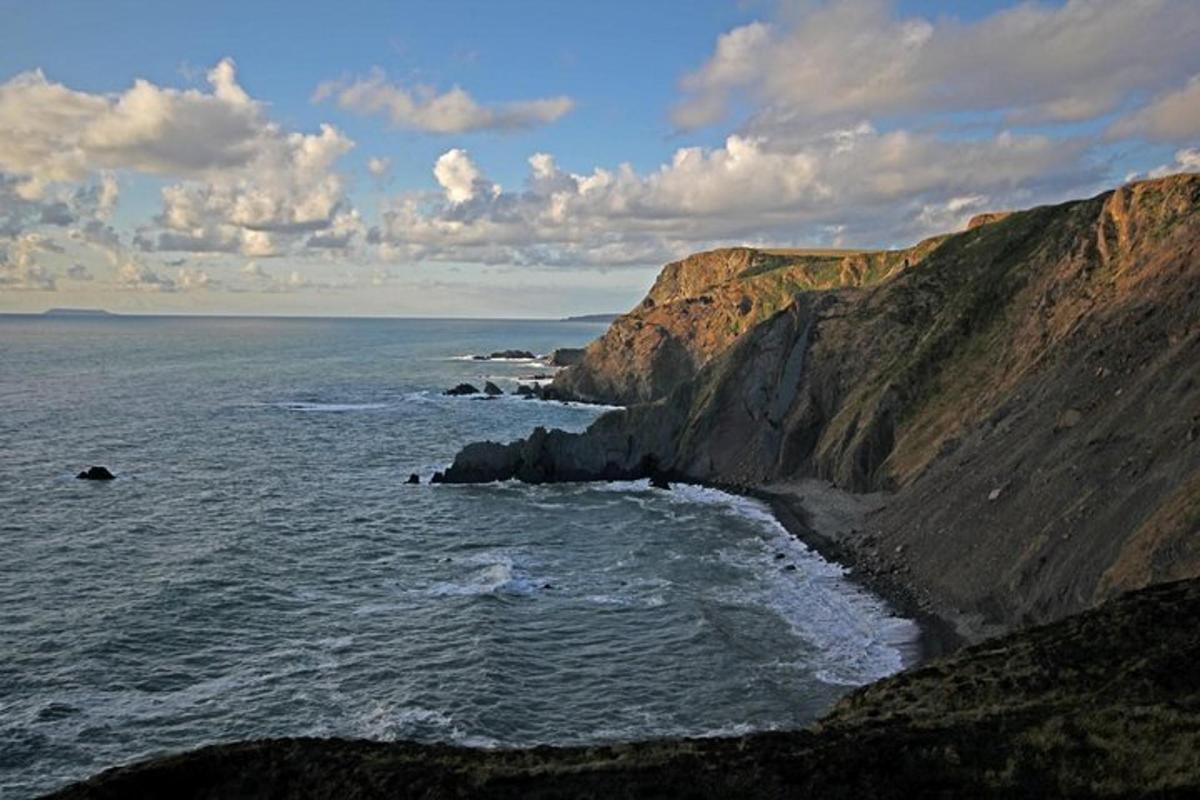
0;315;916;797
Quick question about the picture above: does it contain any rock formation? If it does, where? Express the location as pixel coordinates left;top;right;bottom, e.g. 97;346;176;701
443;174;1200;635
76;466;115;480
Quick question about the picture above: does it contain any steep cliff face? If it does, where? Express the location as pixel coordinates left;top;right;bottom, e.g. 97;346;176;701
553;241;946;405
444;174;1200;633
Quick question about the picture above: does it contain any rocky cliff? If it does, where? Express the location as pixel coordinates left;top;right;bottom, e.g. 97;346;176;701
442;174;1200;636
553;241;947;405
48;577;1200;798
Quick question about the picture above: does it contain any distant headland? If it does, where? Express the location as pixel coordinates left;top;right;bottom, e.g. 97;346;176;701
41;308;116;317
561;313;620;323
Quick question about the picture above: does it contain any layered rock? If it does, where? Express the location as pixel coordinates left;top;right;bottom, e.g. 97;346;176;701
553;241;947;405
445;174;1200;634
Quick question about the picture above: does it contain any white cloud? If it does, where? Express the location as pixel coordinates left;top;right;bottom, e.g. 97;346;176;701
0;59;358;261
673;0;1200;133
1109;76;1200;142
0;233;59;289
1148;148;1200;178
313;69;574;133
366;156;391;179
372;128;1094;267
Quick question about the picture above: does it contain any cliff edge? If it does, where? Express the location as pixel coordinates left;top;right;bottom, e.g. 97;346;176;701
442;174;1200;636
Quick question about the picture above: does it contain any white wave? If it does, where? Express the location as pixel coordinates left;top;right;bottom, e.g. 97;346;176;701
427;555;543;598
497;479;918;684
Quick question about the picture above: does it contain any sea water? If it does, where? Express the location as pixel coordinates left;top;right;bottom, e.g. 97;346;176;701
0;315;917;797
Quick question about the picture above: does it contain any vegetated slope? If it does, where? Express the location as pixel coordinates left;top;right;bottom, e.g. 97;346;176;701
442;174;1200;632
47;578;1200;799
553;240;946;405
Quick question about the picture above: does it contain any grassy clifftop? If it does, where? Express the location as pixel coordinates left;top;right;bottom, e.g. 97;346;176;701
444;173;1200;633
553;238;947;405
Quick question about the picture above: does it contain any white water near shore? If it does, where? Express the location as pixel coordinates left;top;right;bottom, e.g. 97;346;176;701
1;315;913;797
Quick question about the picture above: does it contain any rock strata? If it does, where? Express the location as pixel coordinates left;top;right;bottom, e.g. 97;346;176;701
445;174;1200;635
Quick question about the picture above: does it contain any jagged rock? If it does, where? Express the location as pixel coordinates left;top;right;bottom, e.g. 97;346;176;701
444;383;479;396
405;474;420;484
649;475;671;490
549;348;585;367
77;465;115;480
515;385;534;396
483;381;503;396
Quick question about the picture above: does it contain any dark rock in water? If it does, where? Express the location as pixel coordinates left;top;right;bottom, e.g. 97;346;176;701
405;474;420;484
649;474;671;490
549;347;585;367
77;466;115;481
783;564;797;572
515;385;534;396
444;383;479;396
489;350;535;360
775;553;786;560
430;471;445;484
483;381;503;396
471;355;488;361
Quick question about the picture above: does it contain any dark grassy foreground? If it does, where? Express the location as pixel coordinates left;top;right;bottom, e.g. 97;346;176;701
48;578;1200;799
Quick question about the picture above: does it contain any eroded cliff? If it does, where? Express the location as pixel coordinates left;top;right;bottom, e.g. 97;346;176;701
442;174;1200;634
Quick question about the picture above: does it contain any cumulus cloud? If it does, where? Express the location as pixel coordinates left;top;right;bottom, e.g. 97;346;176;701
673;0;1200;133
366;156;392;182
0;59;358;261
1109;76;1200;142
313;69;574;133
0;233;59;289
372;127;1095;267
0;59;263;198
1148;148;1200;178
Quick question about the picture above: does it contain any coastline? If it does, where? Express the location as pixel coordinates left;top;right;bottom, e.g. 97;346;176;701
740;481;966;664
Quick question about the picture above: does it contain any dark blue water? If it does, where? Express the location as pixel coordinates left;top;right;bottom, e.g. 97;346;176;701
0;315;915;797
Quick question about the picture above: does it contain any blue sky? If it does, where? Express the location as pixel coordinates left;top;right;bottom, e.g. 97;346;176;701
1;0;1198;316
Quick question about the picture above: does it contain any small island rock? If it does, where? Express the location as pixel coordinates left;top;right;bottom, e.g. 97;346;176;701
77;466;115;481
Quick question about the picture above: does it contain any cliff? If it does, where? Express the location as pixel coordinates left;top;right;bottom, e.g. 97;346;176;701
442;174;1200;635
553;241;947;405
48;577;1200;798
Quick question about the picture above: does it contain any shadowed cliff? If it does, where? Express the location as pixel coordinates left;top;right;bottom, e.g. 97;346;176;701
440;174;1200;635
48;578;1200;798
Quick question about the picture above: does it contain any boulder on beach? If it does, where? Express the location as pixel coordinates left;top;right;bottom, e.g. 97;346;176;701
77;466;115;481
483;381;504;396
444;383;479;396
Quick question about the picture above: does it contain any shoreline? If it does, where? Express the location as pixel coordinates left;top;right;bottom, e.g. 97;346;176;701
736;482;966;663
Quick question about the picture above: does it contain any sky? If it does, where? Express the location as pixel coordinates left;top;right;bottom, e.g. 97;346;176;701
1;0;1199;318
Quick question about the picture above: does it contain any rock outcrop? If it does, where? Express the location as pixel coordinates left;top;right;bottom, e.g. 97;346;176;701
552;241;947;405
444;383;479;396
548;347;585;366
48;577;1200;798
76;466;115;480
445;174;1200;635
